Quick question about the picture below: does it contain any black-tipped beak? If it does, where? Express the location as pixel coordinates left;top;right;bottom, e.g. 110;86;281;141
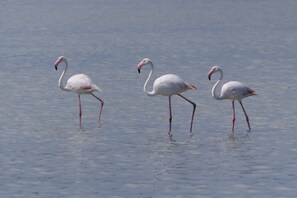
55;65;58;70
207;72;212;80
138;68;141;73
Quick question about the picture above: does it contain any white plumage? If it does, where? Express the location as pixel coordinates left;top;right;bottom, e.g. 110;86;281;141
151;74;195;96
65;74;102;94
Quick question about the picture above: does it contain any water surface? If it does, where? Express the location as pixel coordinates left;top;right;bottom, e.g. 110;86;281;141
0;0;297;197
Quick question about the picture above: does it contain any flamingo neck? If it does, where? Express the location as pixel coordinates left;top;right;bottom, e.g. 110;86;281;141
211;68;225;100
58;60;70;92
144;62;155;96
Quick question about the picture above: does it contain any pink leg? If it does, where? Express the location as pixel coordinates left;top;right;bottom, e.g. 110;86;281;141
239;101;251;132
78;95;82;127
168;96;172;133
91;93;104;127
232;101;235;133
177;94;196;132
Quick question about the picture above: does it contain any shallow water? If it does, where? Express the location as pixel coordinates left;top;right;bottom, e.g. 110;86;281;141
0;0;297;197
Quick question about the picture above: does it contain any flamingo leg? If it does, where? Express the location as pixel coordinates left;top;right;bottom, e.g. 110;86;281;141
78;95;82;127
232;101;235;133
239;101;251;132
91;93;104;127
177;94;196;132
168;96;172;133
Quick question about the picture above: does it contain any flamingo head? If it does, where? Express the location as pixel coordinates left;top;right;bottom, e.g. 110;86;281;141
208;66;220;80
137;58;151;73
54;56;66;70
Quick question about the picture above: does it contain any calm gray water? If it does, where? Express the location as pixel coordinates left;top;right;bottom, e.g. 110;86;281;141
0;0;297;197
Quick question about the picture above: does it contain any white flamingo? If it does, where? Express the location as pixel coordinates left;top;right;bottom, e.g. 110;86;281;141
54;56;104;127
208;66;256;132
137;58;196;133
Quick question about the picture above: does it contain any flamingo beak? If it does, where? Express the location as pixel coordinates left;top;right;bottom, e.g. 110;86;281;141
54;59;61;70
208;73;212;80
207;70;214;80
137;63;143;73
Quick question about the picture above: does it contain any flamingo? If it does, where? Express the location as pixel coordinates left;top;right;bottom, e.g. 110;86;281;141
137;58;196;133
54;56;104;127
207;66;256;132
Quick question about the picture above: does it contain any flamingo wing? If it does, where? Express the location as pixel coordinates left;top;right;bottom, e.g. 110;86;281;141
221;81;255;100
66;74;101;93
152;74;194;96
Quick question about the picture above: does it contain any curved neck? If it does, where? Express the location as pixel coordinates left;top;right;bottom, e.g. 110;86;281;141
58;60;70;91
211;69;224;100
143;62;155;96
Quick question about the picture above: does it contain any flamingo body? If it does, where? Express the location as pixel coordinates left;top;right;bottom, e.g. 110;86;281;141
54;56;104;127
208;66;256;132
151;74;196;96
65;74;101;94
137;58;196;133
220;81;255;101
